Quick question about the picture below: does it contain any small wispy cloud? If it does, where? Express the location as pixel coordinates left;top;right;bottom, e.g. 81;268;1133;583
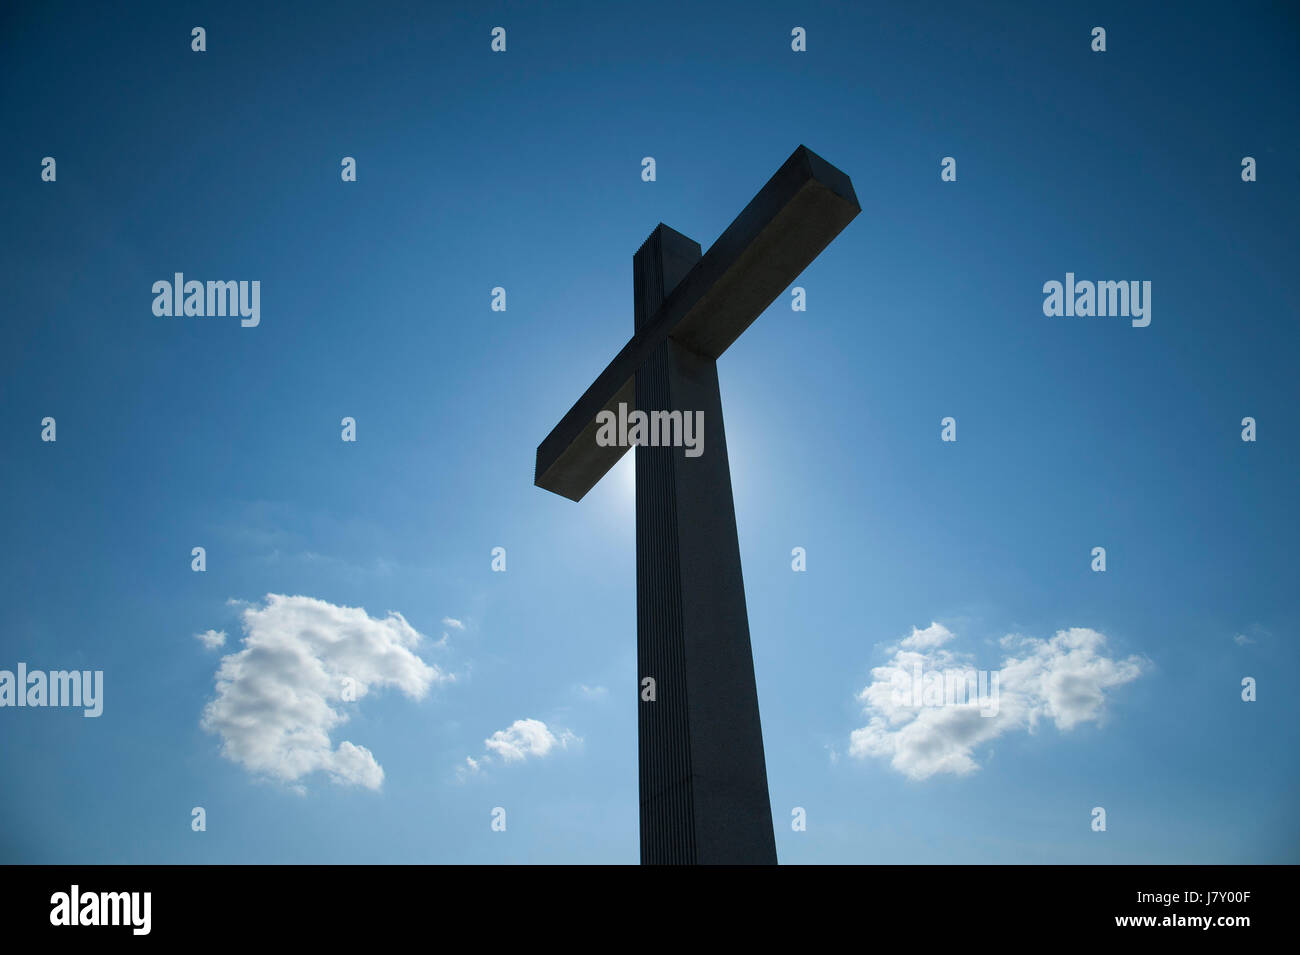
457;718;579;780
435;617;467;648
1233;633;1255;646
578;684;609;700
194;629;227;650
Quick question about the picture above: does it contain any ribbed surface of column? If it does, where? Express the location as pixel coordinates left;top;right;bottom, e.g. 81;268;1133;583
636;343;695;864
634;226;702;864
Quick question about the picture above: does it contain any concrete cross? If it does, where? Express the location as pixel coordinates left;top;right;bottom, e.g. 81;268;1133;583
534;145;860;864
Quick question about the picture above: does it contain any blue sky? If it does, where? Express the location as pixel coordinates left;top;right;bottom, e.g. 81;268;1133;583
1;0;1296;863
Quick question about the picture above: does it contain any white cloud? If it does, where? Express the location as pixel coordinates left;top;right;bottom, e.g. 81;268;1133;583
484;718;577;762
200;594;450;790
1233;633;1254;646
458;718;578;778
849;623;1144;780
899;622;955;650
194;629;227;649
578;684;609;699
434;617;466;648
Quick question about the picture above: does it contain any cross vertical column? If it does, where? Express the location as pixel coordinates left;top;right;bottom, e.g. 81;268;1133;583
634;224;778;865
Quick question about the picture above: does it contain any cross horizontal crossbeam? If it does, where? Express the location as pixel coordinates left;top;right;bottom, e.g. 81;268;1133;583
534;145;861;502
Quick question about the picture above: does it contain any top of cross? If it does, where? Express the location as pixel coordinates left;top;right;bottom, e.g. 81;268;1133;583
535;145;861;502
